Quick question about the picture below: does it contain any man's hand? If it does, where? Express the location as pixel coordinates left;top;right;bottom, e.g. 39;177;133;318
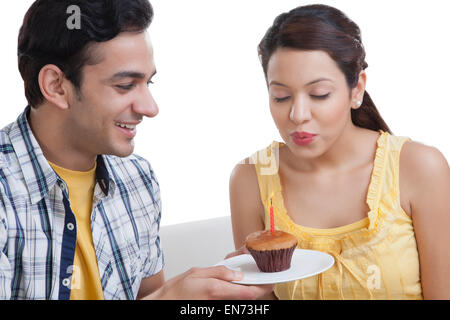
142;265;273;300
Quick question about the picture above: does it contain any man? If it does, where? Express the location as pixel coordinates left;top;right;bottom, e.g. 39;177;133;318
0;0;271;300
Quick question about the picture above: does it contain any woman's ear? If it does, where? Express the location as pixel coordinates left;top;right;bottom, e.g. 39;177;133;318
38;64;73;110
351;70;367;109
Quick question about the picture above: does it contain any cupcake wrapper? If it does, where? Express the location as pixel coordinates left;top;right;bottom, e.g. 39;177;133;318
248;245;297;272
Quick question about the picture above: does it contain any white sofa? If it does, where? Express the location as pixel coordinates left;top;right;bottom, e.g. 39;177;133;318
159;216;236;280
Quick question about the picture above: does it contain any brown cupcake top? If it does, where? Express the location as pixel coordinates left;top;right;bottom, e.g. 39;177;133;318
245;230;298;251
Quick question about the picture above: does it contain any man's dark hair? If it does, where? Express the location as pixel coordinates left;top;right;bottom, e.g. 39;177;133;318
18;0;154;108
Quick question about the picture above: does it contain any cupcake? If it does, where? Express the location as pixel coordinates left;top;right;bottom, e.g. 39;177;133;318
245;230;298;272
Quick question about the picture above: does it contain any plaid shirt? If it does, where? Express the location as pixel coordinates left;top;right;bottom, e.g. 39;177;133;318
0;106;164;300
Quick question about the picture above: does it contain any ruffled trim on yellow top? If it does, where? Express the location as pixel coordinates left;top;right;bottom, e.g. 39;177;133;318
366;130;388;230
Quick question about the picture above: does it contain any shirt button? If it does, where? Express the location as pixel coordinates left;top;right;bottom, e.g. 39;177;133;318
67;223;75;231
60;183;67;193
62;278;71;287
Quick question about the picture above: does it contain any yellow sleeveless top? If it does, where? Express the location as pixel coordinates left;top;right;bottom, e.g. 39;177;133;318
250;130;423;300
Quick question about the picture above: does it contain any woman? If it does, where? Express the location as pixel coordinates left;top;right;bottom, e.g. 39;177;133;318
229;4;450;300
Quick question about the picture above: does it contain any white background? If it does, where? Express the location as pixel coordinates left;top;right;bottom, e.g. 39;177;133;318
1;0;449;226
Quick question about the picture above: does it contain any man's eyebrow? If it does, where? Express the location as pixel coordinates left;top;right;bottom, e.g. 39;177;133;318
108;70;157;81
269;77;333;88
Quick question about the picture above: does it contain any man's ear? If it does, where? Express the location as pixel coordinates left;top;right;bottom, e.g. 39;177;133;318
38;64;74;110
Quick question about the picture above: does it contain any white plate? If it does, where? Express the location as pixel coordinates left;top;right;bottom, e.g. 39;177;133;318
214;249;334;285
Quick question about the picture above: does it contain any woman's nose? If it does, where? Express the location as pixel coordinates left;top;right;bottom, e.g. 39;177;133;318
289;97;312;124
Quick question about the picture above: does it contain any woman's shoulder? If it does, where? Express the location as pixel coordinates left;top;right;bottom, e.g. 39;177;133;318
400;139;449;211
230;140;284;179
230;141;278;174
230;157;257;187
400;139;448;174
229;142;278;208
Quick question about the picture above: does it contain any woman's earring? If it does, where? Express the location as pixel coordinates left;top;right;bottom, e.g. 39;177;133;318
356;100;362;107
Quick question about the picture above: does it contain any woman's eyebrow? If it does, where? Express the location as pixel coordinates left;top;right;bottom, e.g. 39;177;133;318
306;77;333;86
269;77;333;88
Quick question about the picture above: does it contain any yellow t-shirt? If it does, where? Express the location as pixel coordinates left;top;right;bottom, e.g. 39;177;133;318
49;160;104;300
250;130;423;300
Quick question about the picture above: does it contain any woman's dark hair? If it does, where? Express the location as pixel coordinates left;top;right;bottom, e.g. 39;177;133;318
18;0;154;108
258;4;392;134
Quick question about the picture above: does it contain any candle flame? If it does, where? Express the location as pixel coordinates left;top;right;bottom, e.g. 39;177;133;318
269;191;275;233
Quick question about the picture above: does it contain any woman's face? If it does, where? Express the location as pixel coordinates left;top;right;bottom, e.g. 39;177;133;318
266;48;363;160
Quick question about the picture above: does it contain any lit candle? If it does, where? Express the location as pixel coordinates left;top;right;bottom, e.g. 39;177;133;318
270;197;274;233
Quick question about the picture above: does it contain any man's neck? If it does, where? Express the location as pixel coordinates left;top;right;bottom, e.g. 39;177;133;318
28;105;97;172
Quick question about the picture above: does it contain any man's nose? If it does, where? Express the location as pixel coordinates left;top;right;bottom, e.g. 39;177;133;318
132;86;159;118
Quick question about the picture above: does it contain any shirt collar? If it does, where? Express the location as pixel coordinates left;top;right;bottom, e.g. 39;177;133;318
9;106;115;204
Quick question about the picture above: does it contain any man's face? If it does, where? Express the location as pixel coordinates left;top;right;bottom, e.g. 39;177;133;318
65;31;158;158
